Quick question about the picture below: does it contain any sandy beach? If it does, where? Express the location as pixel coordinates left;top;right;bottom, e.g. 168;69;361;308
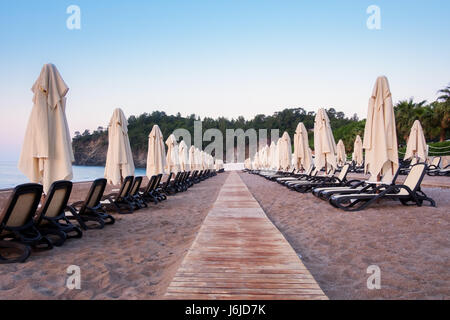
239;172;450;300
0;173;228;300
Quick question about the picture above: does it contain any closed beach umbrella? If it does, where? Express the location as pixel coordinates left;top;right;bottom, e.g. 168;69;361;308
404;120;428;162
336;140;347;166
363;76;399;181
253;151;260;170
269;141;277;170
18;64;74;194
293;122;313;171
195;148;202;170
166;134;180;174
178;140;189;172
188;146;196;171
244;158;252;170
352;135;364;166
314;108;337;171
104;108;135;185
278;132;292;171
146;124;166;178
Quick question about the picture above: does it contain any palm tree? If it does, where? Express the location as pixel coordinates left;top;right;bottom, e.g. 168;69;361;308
394;98;426;143
436;85;450;142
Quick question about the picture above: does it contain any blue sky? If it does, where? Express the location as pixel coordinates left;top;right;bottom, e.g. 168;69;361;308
0;0;449;160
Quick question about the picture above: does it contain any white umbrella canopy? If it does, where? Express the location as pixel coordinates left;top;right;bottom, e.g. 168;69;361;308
404;120;428;162
314;108;337;171
166;134;180;174
293;122;313;171
18;64;74;194
244;158;252;170
194;148;202;170
363;76;399;181
336;140;347;166
146;124;166;178
352;135;364;166
188;146;196;171
104;108;135;185
252;151;260;170
278;132;292;171
269;141;277;170
178;140;189;172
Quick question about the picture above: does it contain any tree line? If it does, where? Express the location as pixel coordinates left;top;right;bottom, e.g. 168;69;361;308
74;85;450;156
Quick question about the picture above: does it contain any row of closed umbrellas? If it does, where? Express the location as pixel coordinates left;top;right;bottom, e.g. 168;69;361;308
247;76;429;183
17;65;427;193
18;64;222;193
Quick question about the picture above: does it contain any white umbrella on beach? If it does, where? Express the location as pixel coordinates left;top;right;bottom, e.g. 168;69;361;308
244;158;252;170
336;140;347;166
146;124;166;178
363;76;399;181
278;132;292;171
293;122;313;171
188;145;196;171
104;108;135;185
166;134;180;174
18;64;74;194
352;135;364;166
314;108;337;171
195;148;202;170
404;120;428;162
178;140;189;172
269;141;277;170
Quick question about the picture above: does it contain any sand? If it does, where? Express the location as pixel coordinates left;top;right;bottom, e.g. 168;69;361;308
238;172;450;300
1;170;449;300
0;173;229;300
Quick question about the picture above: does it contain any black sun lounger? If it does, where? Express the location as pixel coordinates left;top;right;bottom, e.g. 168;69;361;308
35;181;82;246
1;183;52;264
67;179;115;230
101;176;135;214
329;163;436;212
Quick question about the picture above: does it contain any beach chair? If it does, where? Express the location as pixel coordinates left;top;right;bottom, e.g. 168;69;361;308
34;181;82;246
329;163;436;212
276;167;314;184
399;158;418;175
159;172;174;195
293;164;351;193
67;179;115;230
0;184;53;262
427;157;450;176
101;176;135;214
313;166;402;201
284;168;322;188
127;176;147;209
140;175;159;204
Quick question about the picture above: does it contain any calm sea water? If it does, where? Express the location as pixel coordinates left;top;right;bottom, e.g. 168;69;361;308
0;161;146;190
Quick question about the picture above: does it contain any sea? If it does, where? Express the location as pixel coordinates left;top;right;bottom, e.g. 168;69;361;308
0;161;146;190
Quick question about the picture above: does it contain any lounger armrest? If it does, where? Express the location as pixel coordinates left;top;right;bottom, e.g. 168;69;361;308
444;164;450;169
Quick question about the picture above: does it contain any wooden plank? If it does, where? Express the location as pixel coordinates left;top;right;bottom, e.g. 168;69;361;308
164;172;327;300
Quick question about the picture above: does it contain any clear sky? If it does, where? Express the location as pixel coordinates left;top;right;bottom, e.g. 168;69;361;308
0;0;449;160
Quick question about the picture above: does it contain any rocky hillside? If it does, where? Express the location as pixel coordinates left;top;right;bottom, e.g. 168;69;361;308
72;132;148;167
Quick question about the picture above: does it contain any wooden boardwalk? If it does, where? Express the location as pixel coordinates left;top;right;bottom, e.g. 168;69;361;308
165;172;327;300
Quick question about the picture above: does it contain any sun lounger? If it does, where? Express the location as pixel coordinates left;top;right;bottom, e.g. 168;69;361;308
101;176;135;214
313;167;401;201
34;181;82;246
67;179;115;230
127;176;147;209
427;157;449;176
293;164;352;193
0;183;50;263
329;163;436;211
